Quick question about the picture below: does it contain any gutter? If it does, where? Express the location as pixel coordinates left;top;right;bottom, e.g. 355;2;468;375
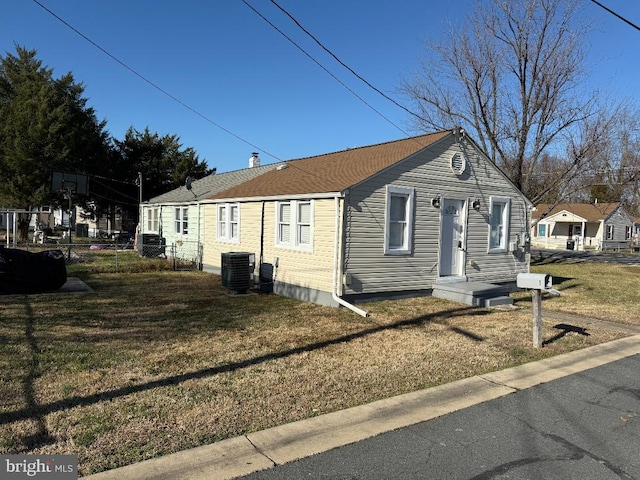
333;195;369;317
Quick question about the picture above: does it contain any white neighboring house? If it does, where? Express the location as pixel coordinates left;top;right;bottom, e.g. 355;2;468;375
532;202;634;251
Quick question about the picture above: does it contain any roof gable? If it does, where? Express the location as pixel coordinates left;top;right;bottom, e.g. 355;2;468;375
208;131;452;200
534;203;621;222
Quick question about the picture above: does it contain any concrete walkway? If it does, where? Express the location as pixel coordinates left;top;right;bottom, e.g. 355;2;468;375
82;334;640;480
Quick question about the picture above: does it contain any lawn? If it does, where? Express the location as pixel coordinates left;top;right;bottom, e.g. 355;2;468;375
0;257;636;475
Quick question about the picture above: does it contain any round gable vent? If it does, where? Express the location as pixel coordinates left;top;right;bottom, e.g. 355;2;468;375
450;152;466;176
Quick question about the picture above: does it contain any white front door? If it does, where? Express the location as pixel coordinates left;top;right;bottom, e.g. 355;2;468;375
440;199;466;277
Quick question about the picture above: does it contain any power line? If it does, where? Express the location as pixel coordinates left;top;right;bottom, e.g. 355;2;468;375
240;0;412;139
589;0;640;32
267;0;426;124
31;0;282;161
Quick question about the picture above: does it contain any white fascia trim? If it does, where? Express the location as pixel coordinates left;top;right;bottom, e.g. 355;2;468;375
202;191;344;204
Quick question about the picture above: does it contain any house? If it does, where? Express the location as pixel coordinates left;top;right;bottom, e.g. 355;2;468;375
140;160;274;262
531;202;634;251
202;129;532;310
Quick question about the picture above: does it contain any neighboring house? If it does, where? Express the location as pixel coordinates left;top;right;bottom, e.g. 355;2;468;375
531;202;634;251
203;129;532;308
140;159;274;262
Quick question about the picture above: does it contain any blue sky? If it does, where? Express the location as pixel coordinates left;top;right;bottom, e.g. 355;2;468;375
2;1;640;174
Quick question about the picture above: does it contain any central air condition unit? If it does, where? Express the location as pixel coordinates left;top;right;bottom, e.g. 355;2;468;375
140;233;166;258
221;252;255;293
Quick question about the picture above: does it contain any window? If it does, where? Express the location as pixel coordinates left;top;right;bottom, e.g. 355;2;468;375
147;207;159;232
626;226;632;240
606;224;614;240
175;207;188;235
537;223;546;237
489;197;510;252
217;203;240;242
276;200;313;250
384;186;414;255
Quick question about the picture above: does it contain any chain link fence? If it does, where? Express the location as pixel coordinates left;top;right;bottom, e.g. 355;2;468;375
12;239;203;273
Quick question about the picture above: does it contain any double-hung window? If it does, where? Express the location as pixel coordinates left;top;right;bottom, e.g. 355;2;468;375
175;207;188;235
606;224;614;240
276;200;313;250
217;203;240;242
626;226;632;240
537;223;546;237
384;186;414;255
489;197;510;252
147;207;159;232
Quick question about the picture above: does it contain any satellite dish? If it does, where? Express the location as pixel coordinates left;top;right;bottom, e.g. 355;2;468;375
185;176;193;190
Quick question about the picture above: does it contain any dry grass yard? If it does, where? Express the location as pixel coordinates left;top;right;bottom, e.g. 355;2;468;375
1;256;638;475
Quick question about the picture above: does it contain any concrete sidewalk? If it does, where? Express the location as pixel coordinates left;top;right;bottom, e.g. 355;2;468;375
82;335;640;480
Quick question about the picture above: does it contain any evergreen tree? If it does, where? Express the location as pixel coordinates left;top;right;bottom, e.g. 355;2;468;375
0;46;110;239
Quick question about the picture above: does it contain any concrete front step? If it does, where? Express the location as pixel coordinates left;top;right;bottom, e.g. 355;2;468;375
432;281;514;307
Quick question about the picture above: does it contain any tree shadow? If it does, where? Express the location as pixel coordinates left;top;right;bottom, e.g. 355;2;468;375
1;304;483;426
542;323;590;346
16;298;56;450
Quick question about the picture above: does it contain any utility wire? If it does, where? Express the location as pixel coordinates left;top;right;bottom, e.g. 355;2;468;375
589;0;640;31
241;0;412;139
31;0;282;161
268;0;427;124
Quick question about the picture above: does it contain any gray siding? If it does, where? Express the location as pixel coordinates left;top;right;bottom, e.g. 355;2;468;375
343;136;530;295
604;207;633;243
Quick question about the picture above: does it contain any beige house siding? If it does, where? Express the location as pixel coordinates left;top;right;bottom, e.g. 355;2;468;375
203;198;339;302
343;136;529;296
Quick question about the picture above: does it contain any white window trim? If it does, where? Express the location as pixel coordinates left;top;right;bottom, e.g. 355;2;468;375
275;200;314;251
384;185;415;255
606;224;614;240
537;222;547;237
175;207;188;236
147;207;159;233
626;225;632;240
216;203;240;243
488;196;511;253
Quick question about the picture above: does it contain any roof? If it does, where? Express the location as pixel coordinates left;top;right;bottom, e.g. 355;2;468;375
145;164;274;204
533;203;621;222
207;131;452;200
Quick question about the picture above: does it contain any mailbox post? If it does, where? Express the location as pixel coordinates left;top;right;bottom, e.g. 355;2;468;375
517;273;560;348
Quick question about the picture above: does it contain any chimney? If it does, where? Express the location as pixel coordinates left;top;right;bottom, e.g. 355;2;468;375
249;152;260;168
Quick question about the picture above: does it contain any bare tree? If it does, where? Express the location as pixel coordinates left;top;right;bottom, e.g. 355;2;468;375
402;0;617;203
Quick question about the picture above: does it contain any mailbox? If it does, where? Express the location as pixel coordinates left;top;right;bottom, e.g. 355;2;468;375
517;272;552;290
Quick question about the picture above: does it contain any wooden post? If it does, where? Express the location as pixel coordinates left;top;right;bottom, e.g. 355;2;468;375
532;289;543;348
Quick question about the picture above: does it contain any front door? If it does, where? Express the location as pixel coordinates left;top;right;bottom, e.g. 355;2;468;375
440;199;466;277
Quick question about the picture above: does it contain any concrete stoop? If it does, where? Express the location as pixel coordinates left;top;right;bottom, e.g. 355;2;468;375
432;281;514;307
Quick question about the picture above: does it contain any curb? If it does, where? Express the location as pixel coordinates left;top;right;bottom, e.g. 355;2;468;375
83;335;640;480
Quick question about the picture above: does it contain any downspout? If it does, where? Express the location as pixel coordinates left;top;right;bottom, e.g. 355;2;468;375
333;195;369;317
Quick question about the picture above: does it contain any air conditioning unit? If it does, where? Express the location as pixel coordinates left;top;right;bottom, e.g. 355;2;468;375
221;252;255;293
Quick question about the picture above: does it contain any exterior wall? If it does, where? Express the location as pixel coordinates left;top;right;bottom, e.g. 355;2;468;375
531;220;601;250
342;136;530;296
202;198;339;305
140;203;203;261
602;207;634;248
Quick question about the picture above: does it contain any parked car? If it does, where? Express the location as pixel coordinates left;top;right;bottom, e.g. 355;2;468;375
0;247;67;293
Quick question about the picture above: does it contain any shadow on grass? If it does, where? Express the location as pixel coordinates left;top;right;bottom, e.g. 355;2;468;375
542;323;590;346
16;299;57;450
2;303;484;426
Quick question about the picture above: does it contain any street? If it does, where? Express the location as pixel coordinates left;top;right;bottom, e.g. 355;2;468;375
240;355;640;479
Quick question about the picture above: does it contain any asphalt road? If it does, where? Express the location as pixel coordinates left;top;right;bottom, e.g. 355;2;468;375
240;354;640;480
532;248;640;266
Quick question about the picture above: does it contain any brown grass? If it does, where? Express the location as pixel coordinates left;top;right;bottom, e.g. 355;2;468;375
0;265;631;475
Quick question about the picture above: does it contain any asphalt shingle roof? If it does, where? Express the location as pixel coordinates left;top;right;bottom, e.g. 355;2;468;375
208;131;452;200
533;202;621;222
146;164;275;204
